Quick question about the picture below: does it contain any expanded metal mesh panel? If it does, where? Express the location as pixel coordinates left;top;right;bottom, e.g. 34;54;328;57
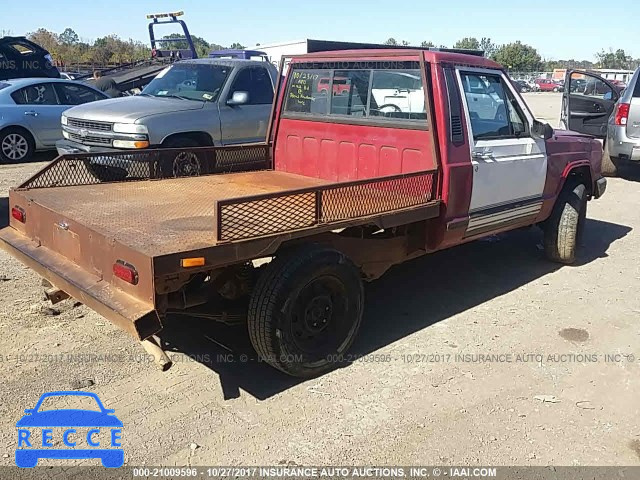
218;192;317;241
217;171;437;242
321;173;436;223
19;145;271;190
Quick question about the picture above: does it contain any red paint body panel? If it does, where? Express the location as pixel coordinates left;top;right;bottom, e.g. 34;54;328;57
274;119;436;181
537;130;602;222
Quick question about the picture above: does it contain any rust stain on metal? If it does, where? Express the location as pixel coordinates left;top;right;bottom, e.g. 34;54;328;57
23;170;329;257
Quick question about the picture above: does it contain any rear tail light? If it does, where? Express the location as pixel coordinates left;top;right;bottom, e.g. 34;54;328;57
113;260;139;285
615;103;630;126
11;206;26;223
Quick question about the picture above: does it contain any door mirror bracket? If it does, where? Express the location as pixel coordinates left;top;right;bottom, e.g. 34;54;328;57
532;120;554;140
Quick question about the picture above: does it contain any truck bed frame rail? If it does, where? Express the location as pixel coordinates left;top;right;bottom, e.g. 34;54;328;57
216;170;438;242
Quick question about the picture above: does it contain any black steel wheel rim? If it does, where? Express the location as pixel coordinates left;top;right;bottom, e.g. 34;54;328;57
290;275;350;355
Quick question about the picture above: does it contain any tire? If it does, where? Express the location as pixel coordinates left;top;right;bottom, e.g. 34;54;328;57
87;163;128;182
553;87;559;92
0;127;35;164
160;137;203;177
248;245;364;377
543;181;587;264
601;141;618;177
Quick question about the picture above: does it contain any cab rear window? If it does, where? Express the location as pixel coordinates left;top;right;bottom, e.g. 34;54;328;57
283;61;427;127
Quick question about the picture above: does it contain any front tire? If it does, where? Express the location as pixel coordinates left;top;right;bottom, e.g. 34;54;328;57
0;127;34;164
160;137;203;177
248;245;364;378
544;182;587;264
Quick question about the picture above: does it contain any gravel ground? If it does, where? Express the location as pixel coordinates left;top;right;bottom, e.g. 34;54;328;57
0;95;639;469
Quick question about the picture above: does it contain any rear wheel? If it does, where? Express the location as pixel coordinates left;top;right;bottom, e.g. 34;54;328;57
543;181;587;264
0;127;34;164
248;245;364;378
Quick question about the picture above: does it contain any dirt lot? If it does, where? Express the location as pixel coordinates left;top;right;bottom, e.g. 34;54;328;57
0;94;639;469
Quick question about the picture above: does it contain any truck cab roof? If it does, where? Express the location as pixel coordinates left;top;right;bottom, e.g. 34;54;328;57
175;58;275;69
290;48;502;70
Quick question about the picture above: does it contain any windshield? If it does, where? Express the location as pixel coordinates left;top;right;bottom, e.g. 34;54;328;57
142;63;231;101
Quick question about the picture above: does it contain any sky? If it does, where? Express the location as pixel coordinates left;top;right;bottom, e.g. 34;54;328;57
1;0;638;61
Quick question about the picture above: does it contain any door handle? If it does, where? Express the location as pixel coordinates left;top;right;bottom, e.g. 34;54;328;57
473;148;493;158
24;111;38;117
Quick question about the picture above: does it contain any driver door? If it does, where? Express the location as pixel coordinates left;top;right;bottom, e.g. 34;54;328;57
561;70;619;138
457;68;547;237
219;66;275;144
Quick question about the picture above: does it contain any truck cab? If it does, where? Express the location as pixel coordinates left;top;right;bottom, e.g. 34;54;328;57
1;49;606;378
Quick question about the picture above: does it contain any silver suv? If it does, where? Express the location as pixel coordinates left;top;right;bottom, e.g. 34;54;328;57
56;59;278;179
561;68;638;165
607;68;640;162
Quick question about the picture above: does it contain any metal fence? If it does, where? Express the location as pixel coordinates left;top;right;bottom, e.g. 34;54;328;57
19;144;271;190
216;170;437;242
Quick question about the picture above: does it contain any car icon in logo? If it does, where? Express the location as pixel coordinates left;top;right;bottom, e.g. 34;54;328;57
16;391;123;468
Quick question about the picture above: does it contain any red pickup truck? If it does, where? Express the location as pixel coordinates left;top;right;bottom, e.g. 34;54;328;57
0;48;606;378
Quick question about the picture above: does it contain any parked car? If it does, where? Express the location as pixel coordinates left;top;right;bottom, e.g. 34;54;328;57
562;68;639;165
569;78;587;93
0;36;60;81
0;78;108;163
535;78;563;92
1;48;606;377
59;72;84;80
56;58;279;180
513;79;533;93
316;77;351;96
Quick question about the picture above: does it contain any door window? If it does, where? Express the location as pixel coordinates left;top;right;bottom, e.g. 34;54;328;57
54;83;106;105
571;72;616;100
11;83;59;105
229;67;274;105
460;72;527;139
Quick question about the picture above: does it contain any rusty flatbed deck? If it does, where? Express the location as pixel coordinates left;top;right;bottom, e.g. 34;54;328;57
23;171;330;256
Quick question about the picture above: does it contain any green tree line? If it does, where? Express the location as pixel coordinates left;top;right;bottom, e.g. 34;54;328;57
20;28;245;68
384;37;640;72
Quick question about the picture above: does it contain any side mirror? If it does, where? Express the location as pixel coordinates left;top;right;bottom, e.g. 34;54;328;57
24;409;34;414
532;120;554;140
227;91;249;106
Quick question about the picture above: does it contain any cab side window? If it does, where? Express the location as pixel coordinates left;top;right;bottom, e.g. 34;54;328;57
229;67;274;105
460;72;527;140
